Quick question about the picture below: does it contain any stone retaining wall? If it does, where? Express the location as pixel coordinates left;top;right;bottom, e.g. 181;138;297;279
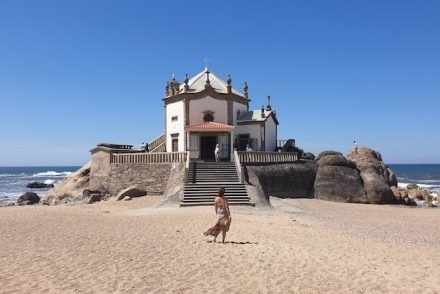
106;163;182;196
90;147;185;197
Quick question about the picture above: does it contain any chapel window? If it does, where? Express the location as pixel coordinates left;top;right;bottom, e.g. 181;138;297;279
203;111;214;122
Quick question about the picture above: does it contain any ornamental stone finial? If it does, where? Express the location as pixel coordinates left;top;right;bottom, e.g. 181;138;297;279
266;95;272;111
227;74;232;93
184;73;189;92
244;82;249;98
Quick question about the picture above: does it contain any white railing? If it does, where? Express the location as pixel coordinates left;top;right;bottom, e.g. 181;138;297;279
184;151;191;184
234;150;244;183
237;151;298;163
110;152;187;164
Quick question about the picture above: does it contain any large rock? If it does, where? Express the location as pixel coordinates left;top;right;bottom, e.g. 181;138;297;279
45;162;92;205
83;193;101;204
347;147;396;204
117;185;147;201
314;151;367;203
315;151;342;161
17;192;40;205
26;182;54;189
407;183;419;190
301;152;315;160
408;189;423;200
316;153;356;169
245;161;317;199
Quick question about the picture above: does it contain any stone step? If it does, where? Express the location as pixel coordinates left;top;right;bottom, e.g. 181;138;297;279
182;161;250;206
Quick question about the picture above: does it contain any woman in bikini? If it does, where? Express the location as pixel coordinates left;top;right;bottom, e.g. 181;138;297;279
203;187;232;243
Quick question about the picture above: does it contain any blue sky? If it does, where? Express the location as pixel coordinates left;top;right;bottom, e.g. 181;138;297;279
0;0;439;165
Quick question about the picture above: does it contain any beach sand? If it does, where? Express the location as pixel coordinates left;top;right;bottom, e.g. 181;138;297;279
0;197;439;293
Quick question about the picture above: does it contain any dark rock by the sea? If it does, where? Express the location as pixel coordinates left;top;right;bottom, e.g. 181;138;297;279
17;192;40;205
314;151;367;203
347;147;396;204
245;161;317;199
26;182;54;189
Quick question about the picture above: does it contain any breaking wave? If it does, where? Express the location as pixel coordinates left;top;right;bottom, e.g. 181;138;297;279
33;171;73;177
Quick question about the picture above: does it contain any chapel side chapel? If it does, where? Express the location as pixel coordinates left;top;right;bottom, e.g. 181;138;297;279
164;68;279;161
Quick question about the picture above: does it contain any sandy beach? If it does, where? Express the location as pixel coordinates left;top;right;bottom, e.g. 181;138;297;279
0;197;439;293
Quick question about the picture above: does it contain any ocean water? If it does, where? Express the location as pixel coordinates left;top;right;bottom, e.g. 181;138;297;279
388;164;440;194
0;166;80;204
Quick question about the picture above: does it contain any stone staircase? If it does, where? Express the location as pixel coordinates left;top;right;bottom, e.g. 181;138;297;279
181;161;251;207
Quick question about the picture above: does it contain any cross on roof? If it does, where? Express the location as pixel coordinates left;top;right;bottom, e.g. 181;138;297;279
203;57;210;70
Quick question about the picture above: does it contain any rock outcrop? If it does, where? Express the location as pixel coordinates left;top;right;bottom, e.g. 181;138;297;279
347;148;396;204
314;152;367;203
45;162;92;205
17;192;40;205
116;185;147;201
245;160;317;199
26;182;54;189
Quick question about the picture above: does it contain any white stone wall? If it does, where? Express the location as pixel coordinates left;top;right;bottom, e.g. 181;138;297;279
189;96;227;125
166;101;184;152
265;116;277;151
235;124;262;150
232;102;248;125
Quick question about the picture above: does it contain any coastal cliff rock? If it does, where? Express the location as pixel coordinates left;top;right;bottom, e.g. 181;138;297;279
347;148;396;204
17;192;40;205
314;152;367;203
245;161;317;199
45;162;92;205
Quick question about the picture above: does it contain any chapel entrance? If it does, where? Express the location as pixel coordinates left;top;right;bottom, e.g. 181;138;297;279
200;135;217;161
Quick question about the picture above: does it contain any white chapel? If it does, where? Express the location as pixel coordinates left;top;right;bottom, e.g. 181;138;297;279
163;68;279;161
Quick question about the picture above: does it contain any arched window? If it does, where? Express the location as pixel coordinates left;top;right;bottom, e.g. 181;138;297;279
203;111;215;122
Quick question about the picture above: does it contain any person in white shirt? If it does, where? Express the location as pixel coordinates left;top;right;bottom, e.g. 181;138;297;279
215;144;220;162
246;144;253;152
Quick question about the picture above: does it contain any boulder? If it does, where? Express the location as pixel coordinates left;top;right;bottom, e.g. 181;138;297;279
26;182;54;189
390;186;401;199
316;153;356;169
117;186;147;201
245;161;317;199
423;193;434;207
347;147;396;204
315;151;342;161
399;190;408;198
83;189;102;198
17;192;40;205
402;197;417;206
407;183;419;190
83;193;101;204
408;189;423;200
314;165;367;203
301;152;315;160
387;168;398;187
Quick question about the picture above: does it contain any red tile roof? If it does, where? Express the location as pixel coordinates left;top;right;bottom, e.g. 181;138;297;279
185;121;235;130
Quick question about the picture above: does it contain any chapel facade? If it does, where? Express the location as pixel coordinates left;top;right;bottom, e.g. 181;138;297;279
163;68;279;161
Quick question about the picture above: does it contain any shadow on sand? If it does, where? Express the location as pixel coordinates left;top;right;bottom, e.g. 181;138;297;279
206;240;258;245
